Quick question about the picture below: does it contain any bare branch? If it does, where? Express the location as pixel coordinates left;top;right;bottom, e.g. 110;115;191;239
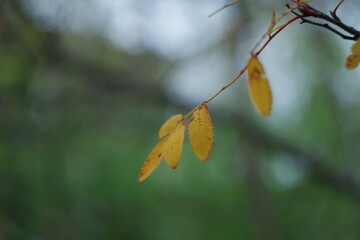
288;6;356;40
294;3;360;41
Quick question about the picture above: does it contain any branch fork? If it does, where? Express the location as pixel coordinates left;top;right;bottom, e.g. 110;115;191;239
291;1;360;41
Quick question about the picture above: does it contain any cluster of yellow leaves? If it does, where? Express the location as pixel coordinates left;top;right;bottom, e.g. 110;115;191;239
137;6;359;183
137;103;214;183
345;39;360;70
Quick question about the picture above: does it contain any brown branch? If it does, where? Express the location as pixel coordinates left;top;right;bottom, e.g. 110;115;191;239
287;5;356;40
292;3;360;41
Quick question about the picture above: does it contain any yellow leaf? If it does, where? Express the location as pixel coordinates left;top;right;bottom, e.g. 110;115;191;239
158;114;183;139
188;103;214;162
209;0;242;17
163;121;186;169
345;39;360;70
266;9;276;36
246;55;272;116
137;137;168;183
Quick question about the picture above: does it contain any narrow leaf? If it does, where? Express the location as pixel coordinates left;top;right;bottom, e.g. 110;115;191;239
208;0;242;17
345;39;360;70
246;55;272;116
188;103;214;162
137;137;168;183
163;121;186;169
158;114;183;139
266;9;276;36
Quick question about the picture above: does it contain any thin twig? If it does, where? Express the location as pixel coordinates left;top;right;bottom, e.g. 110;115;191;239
208;0;242;17
331;0;345;20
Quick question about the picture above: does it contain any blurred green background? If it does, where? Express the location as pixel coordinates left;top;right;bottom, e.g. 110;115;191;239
1;0;360;239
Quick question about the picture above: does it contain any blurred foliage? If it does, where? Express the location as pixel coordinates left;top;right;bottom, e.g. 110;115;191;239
1;0;360;239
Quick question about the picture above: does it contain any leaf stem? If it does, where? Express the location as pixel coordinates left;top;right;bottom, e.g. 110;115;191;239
332;0;344;19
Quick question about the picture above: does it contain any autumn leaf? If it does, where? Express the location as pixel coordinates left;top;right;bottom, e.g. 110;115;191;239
137;116;185;182
188;103;214;162
209;0;242;17
163;120;186;169
137;137;168;183
345;39;360;70
266;9;276;36
158;114;183;139
246;55;272;116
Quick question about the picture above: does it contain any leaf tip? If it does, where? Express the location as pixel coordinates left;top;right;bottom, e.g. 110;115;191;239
345;55;359;70
136;173;145;183
261;108;272;117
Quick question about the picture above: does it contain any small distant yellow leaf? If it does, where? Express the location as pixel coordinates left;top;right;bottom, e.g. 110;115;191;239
266;9;276;36
246;55;272;116
158;114;183;139
208;0;242;17
188;103;214;162
163;121;186;169
345;39;360;70
137;137;167;183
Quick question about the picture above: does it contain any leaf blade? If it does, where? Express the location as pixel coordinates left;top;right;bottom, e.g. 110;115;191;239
246;55;272;116
163;120;186;169
345;39;360;70
137;137;167;183
158;114;183;139
188;103;214;162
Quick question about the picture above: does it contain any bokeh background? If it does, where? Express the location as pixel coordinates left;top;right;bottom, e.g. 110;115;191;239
1;0;360;239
